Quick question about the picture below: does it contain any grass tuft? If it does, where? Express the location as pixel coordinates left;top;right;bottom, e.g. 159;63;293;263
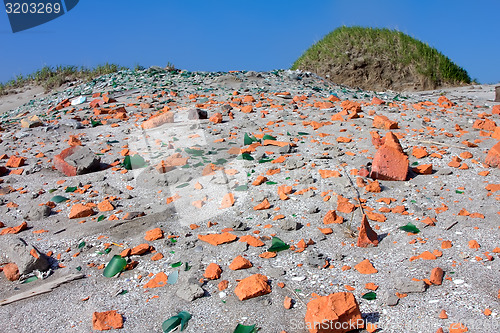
0;63;128;95
292;26;471;90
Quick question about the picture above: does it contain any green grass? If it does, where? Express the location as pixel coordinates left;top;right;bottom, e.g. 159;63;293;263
292;26;471;88
0;63;128;95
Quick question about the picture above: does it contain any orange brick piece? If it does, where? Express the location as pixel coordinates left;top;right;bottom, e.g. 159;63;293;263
203;263;222;280
69;204;94;219
5;156;26;168
370;132;409;181
234;274;271;300
92;310;123;331
304;292;364;333
229;255;253;270
144;228;163;241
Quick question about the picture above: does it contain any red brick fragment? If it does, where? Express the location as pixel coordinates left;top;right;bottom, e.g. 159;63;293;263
234;274;271;300
370;132;408;181
92;310;123;331
304;292;364;333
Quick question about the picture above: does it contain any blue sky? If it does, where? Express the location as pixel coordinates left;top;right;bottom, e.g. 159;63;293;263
1;0;499;84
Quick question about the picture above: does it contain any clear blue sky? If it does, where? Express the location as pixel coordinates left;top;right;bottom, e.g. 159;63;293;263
1;0;499;84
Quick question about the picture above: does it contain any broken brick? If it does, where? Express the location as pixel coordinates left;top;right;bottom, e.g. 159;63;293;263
304;292;364;333
370;132;409;181
357;214;379;248
234;274;271;300
203;263;222;280
69;204;94;219
229;255;253;270
92;310;123;331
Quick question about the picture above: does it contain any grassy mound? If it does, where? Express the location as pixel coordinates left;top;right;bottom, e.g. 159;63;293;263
291;26;471;91
0;63;126;95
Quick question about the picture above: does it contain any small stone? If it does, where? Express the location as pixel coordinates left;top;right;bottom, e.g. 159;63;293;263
386;294;399;306
176;283;205;301
307;206;319;214
20;115;43;128
395;279;427;293
280;219;299;231
188;108;208;120
0;237;49;275
307;252;326;268
436;169;453;175
267;268;286;278
279;144;291;154
25;205;51;221
228;220;247;231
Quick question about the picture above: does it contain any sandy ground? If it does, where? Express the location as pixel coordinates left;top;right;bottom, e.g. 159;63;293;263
0;70;498;333
0;86;46;116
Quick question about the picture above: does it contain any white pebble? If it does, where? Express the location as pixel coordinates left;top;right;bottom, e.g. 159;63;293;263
292;276;306;281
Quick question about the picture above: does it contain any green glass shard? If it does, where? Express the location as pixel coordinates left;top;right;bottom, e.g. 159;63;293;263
162;311;192;332
50;195;69;203
234;324;258;333
268;236;290;252
399;222;420;234
167;270;178;285
262;134;276;141
237;153;254;160
184;148;204;156
362;291;377;300
214;158;227;165
103;255;127;278
234;185;248;191
22;276;38;284
122;154;147;170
